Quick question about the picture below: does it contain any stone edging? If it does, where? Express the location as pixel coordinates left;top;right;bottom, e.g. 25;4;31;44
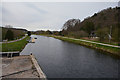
30;54;47;79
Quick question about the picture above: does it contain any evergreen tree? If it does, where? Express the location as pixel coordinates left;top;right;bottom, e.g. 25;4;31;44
27;31;31;36
5;29;14;40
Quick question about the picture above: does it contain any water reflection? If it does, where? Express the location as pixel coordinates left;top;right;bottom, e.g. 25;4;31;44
21;35;119;78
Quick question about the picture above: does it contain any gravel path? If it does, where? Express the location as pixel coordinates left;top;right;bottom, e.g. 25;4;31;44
1;35;27;44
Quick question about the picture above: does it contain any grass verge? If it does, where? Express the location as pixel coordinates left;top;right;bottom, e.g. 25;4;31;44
51;36;120;57
1;36;29;52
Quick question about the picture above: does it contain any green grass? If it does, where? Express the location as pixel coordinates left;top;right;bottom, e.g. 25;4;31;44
7;35;25;41
52;36;120;57
1;36;29;52
80;38;119;46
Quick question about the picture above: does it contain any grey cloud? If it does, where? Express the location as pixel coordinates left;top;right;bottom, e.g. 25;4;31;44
1;2;118;31
24;2;48;14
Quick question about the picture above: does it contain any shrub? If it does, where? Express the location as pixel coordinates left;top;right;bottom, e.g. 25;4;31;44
5;29;14;40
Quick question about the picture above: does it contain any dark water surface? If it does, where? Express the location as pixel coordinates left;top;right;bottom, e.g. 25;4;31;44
21;35;119;78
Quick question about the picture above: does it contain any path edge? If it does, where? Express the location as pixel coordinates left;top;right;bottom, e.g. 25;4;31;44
30;54;47;79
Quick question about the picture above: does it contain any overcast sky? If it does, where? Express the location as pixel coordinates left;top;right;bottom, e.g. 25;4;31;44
1;2;118;31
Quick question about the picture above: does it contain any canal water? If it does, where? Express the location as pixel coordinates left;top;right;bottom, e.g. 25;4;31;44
21;35;119;78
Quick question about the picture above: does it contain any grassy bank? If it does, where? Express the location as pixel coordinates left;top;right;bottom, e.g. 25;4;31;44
50;35;120;57
1;36;29;52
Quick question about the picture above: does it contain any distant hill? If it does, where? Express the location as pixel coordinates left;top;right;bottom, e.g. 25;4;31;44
1;27;27;41
80;7;118;29
62;7;120;42
62;19;80;30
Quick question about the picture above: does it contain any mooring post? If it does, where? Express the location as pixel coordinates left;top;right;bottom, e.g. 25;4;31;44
30;52;32;55
7;53;9;58
11;53;13;58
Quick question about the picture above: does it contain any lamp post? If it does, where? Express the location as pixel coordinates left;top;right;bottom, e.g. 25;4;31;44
108;26;112;43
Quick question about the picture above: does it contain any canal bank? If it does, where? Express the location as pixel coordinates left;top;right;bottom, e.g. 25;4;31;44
1;36;30;52
1;35;47;79
1;54;46;79
50;35;120;57
21;35;119;78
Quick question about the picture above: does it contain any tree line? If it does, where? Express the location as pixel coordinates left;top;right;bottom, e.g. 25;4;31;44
35;7;120;44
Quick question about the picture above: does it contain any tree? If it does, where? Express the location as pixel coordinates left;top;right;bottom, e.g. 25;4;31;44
27;31;31;36
96;27;109;42
93;13;97;17
53;31;59;35
5;29;14;40
69;31;88;38
112;26;120;42
84;21;95;35
61;30;68;36
46;30;52;34
59;31;63;36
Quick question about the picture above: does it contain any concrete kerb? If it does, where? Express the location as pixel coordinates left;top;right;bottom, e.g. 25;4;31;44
30;54;47;79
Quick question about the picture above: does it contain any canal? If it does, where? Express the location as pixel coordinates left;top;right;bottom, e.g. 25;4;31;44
21;35;119;78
